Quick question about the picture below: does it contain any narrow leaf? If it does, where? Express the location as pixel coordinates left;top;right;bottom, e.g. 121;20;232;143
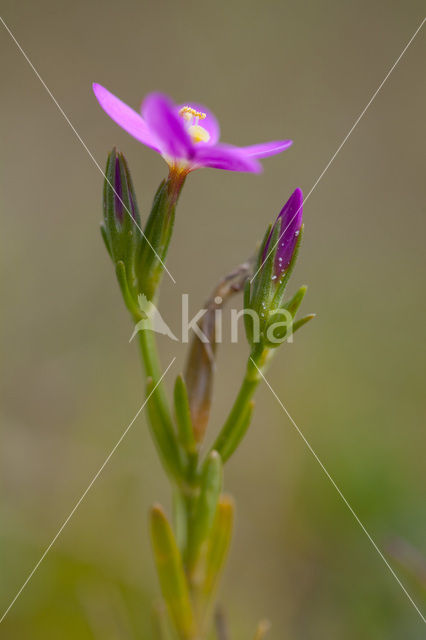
283;284;307;317
172;489;188;554
292;313;316;334
216;401;254;463
146;377;185;485
187;451;223;574
199;495;235;621
174;375;197;454
150;504;197;640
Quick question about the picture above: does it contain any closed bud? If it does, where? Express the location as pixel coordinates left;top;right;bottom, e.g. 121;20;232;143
263;187;303;281
101;148;142;317
245;188;313;347
136;171;186;301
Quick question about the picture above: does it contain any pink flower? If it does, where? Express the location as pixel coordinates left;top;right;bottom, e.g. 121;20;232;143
93;84;292;174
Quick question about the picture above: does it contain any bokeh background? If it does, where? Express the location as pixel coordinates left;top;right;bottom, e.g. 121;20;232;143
1;1;425;638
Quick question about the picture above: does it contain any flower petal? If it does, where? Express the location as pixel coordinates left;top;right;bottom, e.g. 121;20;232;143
193;144;262;173
177;102;220;145
240;140;293;158
92;83;159;150
142;93;193;160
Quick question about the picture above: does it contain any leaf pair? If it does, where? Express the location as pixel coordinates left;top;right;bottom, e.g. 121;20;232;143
150;496;234;640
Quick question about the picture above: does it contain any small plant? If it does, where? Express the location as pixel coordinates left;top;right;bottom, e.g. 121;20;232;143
95;84;314;639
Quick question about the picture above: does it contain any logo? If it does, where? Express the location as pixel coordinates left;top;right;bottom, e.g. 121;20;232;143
130;294;295;345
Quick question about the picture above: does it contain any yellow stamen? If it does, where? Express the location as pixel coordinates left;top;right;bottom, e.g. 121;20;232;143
179;106;206;120
188;124;210;143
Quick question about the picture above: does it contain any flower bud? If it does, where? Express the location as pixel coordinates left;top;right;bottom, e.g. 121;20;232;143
263;187;303;280
244;188;313;347
136;170;186;301
101;148;142;317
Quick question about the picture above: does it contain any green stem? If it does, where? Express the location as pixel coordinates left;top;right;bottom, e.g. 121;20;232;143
138;319;173;423
138;319;186;485
212;344;272;462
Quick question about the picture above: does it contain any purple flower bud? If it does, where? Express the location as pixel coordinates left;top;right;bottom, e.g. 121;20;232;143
263;188;303;278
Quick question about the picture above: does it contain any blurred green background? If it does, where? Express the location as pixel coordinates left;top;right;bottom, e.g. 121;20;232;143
1;0;425;637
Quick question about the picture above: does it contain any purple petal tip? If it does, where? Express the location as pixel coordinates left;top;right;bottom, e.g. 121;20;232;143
263;188;304;277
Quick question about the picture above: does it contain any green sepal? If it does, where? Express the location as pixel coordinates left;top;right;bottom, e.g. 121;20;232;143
243;279;254;346
253;224;272;274
283;284;307;317
100;222;112;258
137;174;184;301
186;451;223;574
250;221;281;326
264;311;315;345
115;261;141;320
292;313;316;334
174;375;197;455
150;504;197;639
263;285;308;347
243;223;274;347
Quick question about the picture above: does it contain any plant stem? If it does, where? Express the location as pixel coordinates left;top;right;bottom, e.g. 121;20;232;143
138;318;173;425
138;319;186;484
212;344;272;461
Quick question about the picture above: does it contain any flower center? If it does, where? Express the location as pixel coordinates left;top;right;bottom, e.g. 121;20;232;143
179;105;210;144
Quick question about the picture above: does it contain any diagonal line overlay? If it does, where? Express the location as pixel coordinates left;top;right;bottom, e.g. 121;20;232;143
0;16;176;284
250;17;425;284
251;358;426;624
0;357;176;624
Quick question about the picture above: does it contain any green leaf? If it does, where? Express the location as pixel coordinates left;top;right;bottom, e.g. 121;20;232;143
174;375;197;454
146;377;185;486
150;504;197;640
199;495;234;622
215;400;254;463
212;369;259;463
172;489;188;554
187;452;223;574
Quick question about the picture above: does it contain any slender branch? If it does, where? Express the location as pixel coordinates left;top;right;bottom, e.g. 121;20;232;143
138;320;186;485
138;320;174;427
212;345;272;461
